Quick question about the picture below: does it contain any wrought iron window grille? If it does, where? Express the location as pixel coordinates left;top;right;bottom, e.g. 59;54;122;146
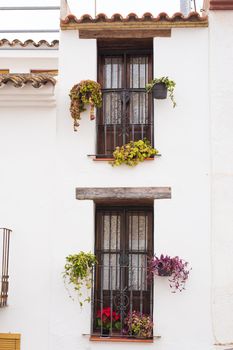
97;47;154;157
93;206;154;339
0;228;12;308
90;264;153;339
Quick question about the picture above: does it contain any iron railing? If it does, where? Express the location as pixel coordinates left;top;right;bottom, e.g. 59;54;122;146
0;228;12;307
91;264;153;338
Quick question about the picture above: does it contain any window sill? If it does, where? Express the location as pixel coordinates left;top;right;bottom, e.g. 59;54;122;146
90;336;154;343
87;155;161;162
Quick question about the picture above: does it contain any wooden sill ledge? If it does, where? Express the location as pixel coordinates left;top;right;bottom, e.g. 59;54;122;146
88;155;161;162
90;336;154;343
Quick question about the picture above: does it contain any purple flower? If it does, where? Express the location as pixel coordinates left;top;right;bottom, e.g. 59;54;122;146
148;254;191;292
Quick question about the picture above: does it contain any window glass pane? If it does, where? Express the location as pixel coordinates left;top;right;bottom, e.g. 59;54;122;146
129;92;148;124
103;57;122;89
129;56;148;88
103;93;122;124
103;213;121;250
103;255;120;290
128;255;147;290
128;212;148;251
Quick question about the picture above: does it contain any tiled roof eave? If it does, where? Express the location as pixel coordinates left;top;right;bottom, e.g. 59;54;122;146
0;73;57;88
0;39;59;49
60;11;208;30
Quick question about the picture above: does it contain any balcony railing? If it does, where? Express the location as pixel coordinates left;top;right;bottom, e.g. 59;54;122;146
0;228;12;308
91;264;153;339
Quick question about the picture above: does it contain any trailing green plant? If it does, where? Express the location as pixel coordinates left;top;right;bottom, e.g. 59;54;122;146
69;80;102;131
63;251;97;306
146;76;176;108
111;139;159;167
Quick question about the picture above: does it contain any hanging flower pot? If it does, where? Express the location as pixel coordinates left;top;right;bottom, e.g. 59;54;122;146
152;82;167;99
148;254;191;292
146;76;176;108
69;80;102;131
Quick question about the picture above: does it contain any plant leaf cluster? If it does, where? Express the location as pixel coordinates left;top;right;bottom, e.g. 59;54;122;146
148;254;191;292
70;80;102;131
123;311;153;338
146;76;176;108
63;251;97;306
111;139;159;167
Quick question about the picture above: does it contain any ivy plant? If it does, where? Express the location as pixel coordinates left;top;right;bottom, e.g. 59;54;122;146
69;80;102;131
111;139;159;167
146;76;176;108
63;251;97;306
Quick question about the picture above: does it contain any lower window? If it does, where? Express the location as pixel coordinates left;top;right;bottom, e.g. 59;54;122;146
92;205;154;339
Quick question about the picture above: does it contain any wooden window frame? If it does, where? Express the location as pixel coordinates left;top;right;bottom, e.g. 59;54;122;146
92;203;154;340
96;39;154;157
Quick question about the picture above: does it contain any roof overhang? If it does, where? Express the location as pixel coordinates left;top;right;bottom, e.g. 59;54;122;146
0;74;57;107
60;12;208;37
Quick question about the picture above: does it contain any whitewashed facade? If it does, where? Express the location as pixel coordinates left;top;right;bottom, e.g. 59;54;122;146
0;1;233;350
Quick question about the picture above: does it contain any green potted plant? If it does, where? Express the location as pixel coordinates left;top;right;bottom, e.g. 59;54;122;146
146;76;176;108
111;139;159;167
63;251;97;306
69;80;102;131
123;311;153;338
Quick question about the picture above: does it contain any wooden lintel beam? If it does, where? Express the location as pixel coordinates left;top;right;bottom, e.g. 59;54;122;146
76;187;171;200
79;29;171;39
210;0;233;9
61;21;208;31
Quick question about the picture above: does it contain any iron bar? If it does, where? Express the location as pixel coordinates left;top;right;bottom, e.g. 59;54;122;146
91;264;153;338
0;228;11;308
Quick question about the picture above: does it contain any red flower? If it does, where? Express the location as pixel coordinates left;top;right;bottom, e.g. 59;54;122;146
96;307;120;324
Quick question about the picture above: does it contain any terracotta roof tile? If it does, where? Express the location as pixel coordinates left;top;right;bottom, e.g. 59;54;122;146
61;11;208;26
0;74;57;88
0;39;59;48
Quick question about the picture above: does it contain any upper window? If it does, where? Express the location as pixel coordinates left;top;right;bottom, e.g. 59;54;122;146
97;39;153;157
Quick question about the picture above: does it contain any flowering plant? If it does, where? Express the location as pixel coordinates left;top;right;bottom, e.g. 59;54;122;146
69;80;102;131
96;307;121;330
148;254;191;292
124;311;153;338
111;139;159;167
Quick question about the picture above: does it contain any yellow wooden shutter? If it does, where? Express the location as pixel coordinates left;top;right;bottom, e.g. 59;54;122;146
0;334;20;350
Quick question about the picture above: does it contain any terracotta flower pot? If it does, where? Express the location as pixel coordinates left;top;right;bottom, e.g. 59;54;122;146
101;328;110;337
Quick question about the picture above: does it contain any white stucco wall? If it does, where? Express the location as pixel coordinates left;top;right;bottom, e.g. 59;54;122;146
0;85;56;350
0;55;58;73
209;11;233;347
49;27;212;350
0;15;218;350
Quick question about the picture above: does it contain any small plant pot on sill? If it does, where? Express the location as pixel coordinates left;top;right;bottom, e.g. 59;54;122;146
101;329;110;337
153;83;167;99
